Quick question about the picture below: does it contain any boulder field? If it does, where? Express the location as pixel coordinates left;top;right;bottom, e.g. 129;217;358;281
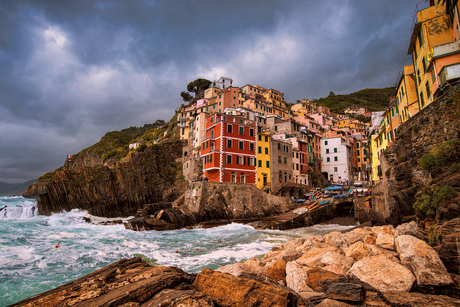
11;220;460;307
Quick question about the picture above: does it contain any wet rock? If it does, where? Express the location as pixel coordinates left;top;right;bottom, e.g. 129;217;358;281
193;268;301;307
326;283;365;303
267;259;286;283
382;291;460;307
10;258;196;307
315;298;354;306
395;235;453;287
303;267;348;292
348;255;415;292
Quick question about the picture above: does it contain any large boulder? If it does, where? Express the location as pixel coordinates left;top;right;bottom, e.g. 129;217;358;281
267;259;286;283
296;247;342;268
348;255;415;292
395;235;453;287
303;268;348;292
285;261;314;293
344;241;369;261
375;232;395;250
395;221;423;239
193;268;301;307
326;283;365;303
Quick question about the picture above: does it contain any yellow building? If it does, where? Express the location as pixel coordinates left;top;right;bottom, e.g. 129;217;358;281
396;65;419;123
408;1;453;109
256;128;271;191
263;88;286;109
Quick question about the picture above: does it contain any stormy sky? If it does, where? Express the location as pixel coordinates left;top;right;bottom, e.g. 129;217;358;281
0;0;428;183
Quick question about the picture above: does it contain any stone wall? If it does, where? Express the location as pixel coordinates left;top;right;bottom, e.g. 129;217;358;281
373;88;460;224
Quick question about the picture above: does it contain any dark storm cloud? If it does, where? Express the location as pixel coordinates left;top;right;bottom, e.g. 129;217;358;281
0;0;425;183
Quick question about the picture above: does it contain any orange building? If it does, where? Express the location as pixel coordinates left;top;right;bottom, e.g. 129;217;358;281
202;113;257;183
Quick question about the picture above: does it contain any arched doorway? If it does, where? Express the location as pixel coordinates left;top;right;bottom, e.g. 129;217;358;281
241;172;245;183
231;172;236;183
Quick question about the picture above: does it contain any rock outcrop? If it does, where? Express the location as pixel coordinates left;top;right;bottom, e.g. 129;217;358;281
124;181;297;231
372;90;460;226
24;140;186;217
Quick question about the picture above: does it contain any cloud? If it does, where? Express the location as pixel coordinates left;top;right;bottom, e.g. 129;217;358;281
0;0;422;183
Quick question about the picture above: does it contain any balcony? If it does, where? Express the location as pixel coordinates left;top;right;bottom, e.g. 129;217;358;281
178;122;188;128
439;63;460;87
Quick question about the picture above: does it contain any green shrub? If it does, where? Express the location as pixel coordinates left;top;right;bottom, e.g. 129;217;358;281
399;155;408;162
449;163;460;174
420;139;460;172
133;254;158;266
427;226;443;246
136;144;147;152
413;185;458;216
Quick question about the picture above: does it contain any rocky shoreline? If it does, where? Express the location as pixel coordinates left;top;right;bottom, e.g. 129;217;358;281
11;219;460;307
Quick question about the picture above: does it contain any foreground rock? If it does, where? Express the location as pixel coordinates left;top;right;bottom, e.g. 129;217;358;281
12;222;460;307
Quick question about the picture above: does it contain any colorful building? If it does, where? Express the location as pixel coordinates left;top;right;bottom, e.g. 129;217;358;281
202;113;257;183
408;1;454;109
396;65;419;123
256;128;271;190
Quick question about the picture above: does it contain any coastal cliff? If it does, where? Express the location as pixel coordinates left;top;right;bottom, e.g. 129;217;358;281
25;139;186;217
372;90;460;226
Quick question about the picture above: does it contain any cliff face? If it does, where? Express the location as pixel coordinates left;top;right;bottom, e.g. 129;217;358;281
374;90;460;225
31;140;185;217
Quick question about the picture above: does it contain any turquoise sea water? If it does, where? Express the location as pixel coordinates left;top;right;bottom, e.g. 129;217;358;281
0;196;356;306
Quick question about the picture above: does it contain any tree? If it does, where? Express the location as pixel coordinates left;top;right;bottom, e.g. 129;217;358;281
329;91;336;97
186;78;212;99
180;91;193;102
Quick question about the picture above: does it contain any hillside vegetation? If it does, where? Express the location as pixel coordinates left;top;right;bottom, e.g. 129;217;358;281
312;87;395;113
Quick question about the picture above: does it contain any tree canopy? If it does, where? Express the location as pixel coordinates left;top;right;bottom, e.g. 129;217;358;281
186;78;211;99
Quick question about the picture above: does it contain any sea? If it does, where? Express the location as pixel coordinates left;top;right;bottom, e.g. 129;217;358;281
0;196;356;306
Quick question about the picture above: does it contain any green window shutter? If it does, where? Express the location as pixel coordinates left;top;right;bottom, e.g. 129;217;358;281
266;161;269;168
265;148;268;154
258;160;262;167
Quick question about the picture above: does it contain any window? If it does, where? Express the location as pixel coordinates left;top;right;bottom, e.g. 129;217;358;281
206;141;208;149
426;82;431;99
325;140;328;145
284;157;287;164
227;124;233;133
278;156;282;163
250;129;254;137
266;161;270;168
278;143;281;150
265;147;268;154
250;143;254;151
258;146;262;153
239;141;244;150
334;167;338;172
258;160;262;167
258;135;262;141
227;155;232;164
211;130;214;138
296;152;299;158
275;125;278;131
227;139;232;148
296;164;299;170
334;156;338;161
334;148;337;153
358;158;361;162
240;172;245;183
326;149;329;154
239;126;244;135
279;172;282;182
327;157;330;162
219;101;221;106
202;143;205;150
265;136;268;142
391;108;395;118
